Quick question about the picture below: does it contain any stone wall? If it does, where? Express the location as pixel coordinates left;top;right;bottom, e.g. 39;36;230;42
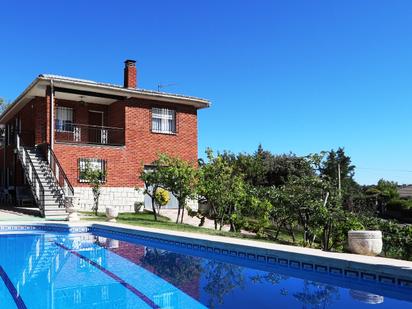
74;186;199;212
74;187;145;212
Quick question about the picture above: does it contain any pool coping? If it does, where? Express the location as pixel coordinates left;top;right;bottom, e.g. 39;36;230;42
1;220;412;289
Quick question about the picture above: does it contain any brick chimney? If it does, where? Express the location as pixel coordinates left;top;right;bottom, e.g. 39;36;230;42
124;59;137;88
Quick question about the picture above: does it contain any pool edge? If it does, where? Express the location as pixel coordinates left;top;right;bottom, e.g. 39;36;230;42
1;220;412;288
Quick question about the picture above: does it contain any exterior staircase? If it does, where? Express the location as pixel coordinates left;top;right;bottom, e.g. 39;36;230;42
16;134;73;220
26;148;67;219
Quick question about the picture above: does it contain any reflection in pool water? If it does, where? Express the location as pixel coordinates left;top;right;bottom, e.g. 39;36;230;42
0;232;409;308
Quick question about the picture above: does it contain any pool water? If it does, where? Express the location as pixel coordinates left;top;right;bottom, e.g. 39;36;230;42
0;231;411;309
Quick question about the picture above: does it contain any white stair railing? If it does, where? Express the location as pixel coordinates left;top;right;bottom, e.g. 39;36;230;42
15;134;45;214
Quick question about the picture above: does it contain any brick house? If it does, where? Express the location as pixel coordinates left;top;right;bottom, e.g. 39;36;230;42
0;60;210;219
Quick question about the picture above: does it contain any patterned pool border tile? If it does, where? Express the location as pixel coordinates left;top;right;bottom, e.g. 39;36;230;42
0;224;90;234
90;225;412;290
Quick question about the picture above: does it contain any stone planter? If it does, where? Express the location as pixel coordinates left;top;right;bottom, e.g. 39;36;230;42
106;207;119;222
65;197;80;222
348;230;382;256
134;201;144;213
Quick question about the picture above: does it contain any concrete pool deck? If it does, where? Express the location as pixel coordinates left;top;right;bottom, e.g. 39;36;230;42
0;209;43;221
0;220;411;291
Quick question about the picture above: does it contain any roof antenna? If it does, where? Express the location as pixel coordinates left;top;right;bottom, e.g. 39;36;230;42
157;83;178;92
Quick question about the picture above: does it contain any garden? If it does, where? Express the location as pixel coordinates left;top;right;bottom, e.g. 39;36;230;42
86;146;412;261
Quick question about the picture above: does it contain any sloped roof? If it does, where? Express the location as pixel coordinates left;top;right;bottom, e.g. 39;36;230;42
39;74;210;104
0;74;210;124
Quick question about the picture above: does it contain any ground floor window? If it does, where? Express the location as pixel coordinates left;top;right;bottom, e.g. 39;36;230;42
78;158;107;183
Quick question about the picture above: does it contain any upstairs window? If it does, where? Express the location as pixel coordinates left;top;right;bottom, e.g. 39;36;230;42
56;106;73;132
78;158;107;183
152;108;176;134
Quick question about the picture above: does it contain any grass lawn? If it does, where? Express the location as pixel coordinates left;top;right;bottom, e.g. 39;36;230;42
80;211;297;245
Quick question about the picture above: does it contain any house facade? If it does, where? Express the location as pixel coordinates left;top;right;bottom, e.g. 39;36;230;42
0;60;209;218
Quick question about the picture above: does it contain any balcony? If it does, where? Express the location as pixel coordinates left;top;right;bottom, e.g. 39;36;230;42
55;123;124;146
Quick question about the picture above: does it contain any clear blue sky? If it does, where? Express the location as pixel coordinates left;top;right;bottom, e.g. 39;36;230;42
1;1;411;185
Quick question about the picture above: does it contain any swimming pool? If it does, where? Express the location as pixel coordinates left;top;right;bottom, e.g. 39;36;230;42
0;225;411;308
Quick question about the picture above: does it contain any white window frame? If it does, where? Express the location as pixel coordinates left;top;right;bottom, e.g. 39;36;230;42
56;106;74;132
78;158;107;183
151;108;176;134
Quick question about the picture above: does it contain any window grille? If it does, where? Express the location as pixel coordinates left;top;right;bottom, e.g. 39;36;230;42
78;158;107;182
151;108;176;134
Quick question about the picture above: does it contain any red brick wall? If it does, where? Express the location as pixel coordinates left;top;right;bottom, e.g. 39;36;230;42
28;96;48;145
0;94;199;189
54;100;109;143
108;101;125;128
124;63;137;88
0;96;45;187
53;98;198;188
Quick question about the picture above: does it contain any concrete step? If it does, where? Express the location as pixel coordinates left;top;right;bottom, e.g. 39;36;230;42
43;201;61;206
45;217;67;221
43;199;61;204
27;152;45;158
44;206;65;211
44;211;67;217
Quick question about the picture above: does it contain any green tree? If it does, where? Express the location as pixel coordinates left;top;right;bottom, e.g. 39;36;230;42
82;163;106;216
223;145;313;187
319;147;361;210
198;149;247;231
278;175;328;246
140;166;162;221
367;179;400;214
239;186;272;236
320;147;355;181
376;179;399;200
0;98;8;113
265;186;297;242
154;154;198;224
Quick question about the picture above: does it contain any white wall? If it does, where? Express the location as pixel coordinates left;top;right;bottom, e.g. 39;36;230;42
74;187;144;212
74;186;198;212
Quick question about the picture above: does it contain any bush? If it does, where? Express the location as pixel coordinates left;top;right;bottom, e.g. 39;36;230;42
359;216;412;260
155;188;170;207
386;199;412;211
134;201;144;213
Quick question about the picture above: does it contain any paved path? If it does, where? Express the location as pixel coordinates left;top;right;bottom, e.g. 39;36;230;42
159;209;230;231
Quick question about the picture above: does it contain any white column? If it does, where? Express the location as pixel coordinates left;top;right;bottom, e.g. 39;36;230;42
50;80;55;149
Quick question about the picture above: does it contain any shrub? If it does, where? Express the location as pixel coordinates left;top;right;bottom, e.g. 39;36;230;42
134;201;144;213
155;188;170;207
386;199;412;211
360;216;412;260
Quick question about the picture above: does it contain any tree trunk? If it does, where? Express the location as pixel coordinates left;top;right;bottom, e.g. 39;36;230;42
94;199;98;216
180;205;185;224
151;197;157;221
176;205;181;224
94;192;100;216
274;228;280;241
230;222;236;233
286;224;295;243
199;216;205;227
